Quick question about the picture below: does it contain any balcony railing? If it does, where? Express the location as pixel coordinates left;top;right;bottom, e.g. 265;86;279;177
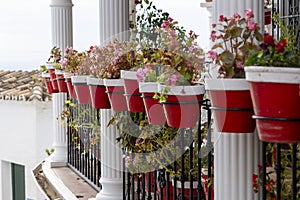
67;99;101;190
65;96;299;199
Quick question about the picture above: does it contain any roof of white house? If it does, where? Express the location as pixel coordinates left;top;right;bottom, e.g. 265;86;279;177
0;70;51;102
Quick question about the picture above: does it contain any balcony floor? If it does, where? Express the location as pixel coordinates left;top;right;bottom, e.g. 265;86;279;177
34;161;98;200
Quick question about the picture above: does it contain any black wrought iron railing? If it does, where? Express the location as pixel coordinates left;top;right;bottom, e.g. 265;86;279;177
271;0;300;43
122;100;213;200
67;99;101;190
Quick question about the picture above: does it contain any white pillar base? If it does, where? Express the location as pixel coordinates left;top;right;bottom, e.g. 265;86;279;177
94;178;123;200
47;144;68;167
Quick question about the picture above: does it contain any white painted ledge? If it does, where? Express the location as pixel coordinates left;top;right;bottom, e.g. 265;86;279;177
42;161;78;200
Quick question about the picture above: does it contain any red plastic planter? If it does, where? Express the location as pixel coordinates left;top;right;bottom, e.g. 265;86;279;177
205;79;255;133
55;70;68;93
121;70;145;112
46;63;59;91
245;66;300;143
159;85;205;128
65;76;76;99
139;82;166;125
104;79;128;112
71;76;91;105
87;77;111;109
42;72;58;94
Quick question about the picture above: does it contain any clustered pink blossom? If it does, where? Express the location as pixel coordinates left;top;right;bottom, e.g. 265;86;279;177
165;74;181;86
244;9;254;19
247;20;257;30
207;50;217;61
136;65;152;82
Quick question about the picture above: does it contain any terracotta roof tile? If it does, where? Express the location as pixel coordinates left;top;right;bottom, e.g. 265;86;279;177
0;70;52;102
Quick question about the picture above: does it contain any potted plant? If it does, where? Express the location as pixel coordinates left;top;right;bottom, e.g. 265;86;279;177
54;61;68;93
205;9;263;133
244;14;300;143
102;39;133;112
45;46;62;92
152;19;205;129
137;62;167;125
40;65;58;94
120;42;146;113
86;45;111;109
61;47;90;104
60;47;79;98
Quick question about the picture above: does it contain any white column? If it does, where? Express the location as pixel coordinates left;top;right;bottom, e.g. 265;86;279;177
94;0;129;200
48;93;68;167
213;0;264;29
213;1;263;199
48;0;73;167
50;0;73;54
95;110;123;200
200;1;214;48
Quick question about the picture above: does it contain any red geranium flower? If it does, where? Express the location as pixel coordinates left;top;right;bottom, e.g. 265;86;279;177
264;34;275;47
276;39;287;53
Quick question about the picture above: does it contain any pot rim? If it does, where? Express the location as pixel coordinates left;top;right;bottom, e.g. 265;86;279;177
120;70;137;80
204;78;249;90
71;75;89;84
158;84;205;95
245;66;300;84
87;77;104;86
103;78;125;86
139;82;158;93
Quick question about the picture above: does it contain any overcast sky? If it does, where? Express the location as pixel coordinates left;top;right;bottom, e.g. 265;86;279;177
0;0;209;71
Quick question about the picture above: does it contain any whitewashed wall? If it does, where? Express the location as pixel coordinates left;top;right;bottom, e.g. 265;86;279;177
0;100;53;200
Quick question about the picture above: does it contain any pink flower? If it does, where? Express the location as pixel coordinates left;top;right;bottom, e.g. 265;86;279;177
247;20;257;30
235;61;244;69
168;74;180;86
207;50;217;61
161;20;168;28
136;68;145;82
189;30;194;36
233;12;241;20
244;9;254;19
210;31;216;42
219;15;227;22
186;61;191;67
168;17;173;23
60;60;68;68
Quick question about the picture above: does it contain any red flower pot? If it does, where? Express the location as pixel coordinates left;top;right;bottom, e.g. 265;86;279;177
121;70;145;112
159;85;205;128
145;171;155;192
205;79;256;133
245;66;300;143
71;76;91;105
42;72;58;94
46;63;58;91
64;74;76;99
87;77;111;109
174;181;200;200
264;9;271;25
139;82;166;125
157;180;174;200
104;79;128;112
55;70;68;93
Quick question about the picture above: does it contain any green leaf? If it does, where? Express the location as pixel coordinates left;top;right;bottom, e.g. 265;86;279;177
254;30;263;42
